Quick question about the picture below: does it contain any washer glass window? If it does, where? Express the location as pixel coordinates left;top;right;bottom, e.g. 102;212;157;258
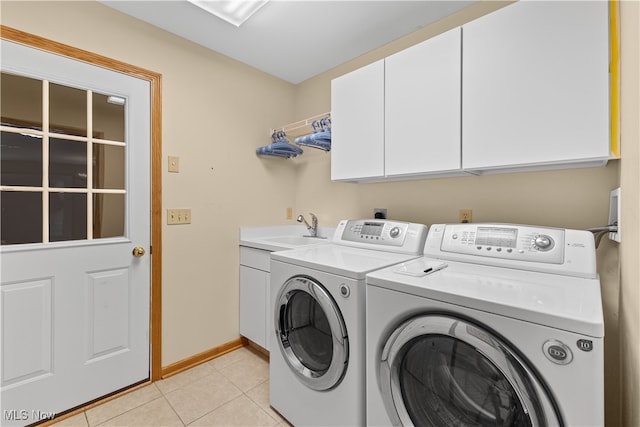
380;315;560;427
276;276;348;390
400;335;530;426
284;290;333;372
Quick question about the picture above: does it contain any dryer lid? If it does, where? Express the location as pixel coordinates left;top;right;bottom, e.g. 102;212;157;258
272;244;420;279
367;257;604;337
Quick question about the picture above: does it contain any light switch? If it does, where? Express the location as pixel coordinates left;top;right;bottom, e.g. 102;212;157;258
168;156;180;173
167;209;191;225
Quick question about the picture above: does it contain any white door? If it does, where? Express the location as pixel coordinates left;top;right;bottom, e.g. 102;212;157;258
0;40;150;425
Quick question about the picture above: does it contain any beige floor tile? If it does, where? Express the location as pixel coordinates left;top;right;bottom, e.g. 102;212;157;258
245;381;291;426
207;346;255;371
53;412;89;426
188;395;278;427
164;371;243;425
97;397;183;427
217;351;269;392
86;384;162;426
156;363;216;395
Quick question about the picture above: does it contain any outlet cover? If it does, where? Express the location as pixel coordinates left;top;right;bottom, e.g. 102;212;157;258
459;209;472;223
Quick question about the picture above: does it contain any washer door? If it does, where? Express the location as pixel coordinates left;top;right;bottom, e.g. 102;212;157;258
275;275;348;391
380;315;561;426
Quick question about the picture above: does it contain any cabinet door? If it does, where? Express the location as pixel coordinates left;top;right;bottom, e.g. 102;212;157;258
331;60;384;181
462;1;609;171
239;265;267;348
385;28;461;177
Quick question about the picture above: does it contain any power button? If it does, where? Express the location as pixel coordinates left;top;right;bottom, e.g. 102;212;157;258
543;340;573;365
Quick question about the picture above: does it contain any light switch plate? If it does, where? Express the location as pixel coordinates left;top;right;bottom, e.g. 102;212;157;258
168;156;180;173
167;209;191;225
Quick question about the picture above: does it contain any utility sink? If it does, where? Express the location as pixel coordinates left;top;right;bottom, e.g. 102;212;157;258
240;225;334;251
263;236;328;246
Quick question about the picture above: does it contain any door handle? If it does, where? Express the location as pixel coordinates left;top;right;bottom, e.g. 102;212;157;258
132;246;146;257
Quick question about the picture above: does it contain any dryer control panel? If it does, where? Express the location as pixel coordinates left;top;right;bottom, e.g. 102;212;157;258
425;223;597;278
441;224;565;264
334;219;428;255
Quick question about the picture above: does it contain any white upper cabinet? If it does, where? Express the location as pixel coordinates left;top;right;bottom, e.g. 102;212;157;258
331;1;610;182
385;28;462;178
331;60;385;181
462;1;610;172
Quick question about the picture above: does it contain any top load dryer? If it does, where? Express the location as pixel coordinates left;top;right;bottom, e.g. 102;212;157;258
270;219;428;426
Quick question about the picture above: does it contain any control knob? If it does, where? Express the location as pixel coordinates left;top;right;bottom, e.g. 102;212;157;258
389;227;401;238
534;235;553;251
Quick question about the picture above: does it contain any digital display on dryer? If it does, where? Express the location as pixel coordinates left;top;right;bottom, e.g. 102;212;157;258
361;222;384;236
475;227;518;248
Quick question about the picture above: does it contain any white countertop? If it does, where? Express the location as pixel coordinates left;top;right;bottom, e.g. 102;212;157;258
239;225;335;251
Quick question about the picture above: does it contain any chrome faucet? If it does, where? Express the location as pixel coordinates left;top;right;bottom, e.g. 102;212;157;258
297;213;318;237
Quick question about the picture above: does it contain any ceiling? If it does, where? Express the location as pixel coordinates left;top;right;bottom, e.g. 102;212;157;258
99;1;476;84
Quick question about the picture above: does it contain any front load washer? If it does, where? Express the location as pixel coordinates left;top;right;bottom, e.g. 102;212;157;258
366;223;604;427
270;219;428;426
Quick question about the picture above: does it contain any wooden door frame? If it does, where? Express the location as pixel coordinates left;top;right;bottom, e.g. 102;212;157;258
1;26;163;381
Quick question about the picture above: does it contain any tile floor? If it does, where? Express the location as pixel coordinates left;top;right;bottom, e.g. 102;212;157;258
53;347;290;427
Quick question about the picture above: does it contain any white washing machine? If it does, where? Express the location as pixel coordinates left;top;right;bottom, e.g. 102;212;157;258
366;223;604;427
270;219;428;426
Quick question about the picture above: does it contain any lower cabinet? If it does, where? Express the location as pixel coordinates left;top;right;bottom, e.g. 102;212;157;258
239;247;271;351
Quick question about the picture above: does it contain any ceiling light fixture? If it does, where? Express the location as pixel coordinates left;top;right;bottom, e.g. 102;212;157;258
187;0;269;27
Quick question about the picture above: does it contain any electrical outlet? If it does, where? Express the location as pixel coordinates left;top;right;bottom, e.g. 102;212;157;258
459;209;472;223
374;208;387;219
286;207;293;220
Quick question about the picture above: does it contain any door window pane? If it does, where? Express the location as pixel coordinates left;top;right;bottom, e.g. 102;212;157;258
49;192;87;242
1;131;43;186
93;93;125;142
93;193;125;238
1;191;43;245
399;336;529;426
49;83;87;137
0;72;42;130
93;144;125;189
2;74;128;246
49;138;87;188
284;290;333;372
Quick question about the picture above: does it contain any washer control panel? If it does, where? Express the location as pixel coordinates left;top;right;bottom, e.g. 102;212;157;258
438;224;565;264
334;219;428;255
